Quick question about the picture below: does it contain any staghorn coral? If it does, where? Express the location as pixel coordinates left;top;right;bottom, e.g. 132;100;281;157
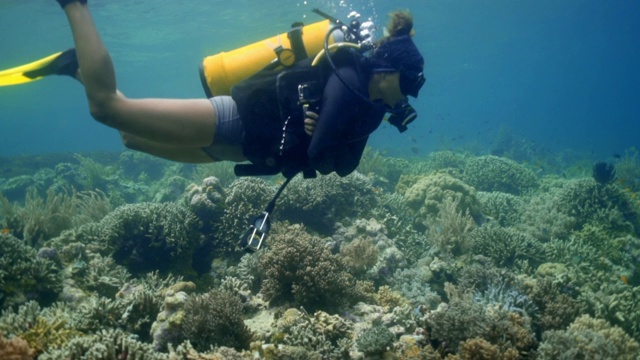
476;191;524;227
278;172;378;234
400;172;482;232
0;233;63;309
471;224;545;268
578;280;640;342
38;328;167;360
0;332;34;360
260;224;367;312
462;155;539;195
181;288;253;352
537;315;640;360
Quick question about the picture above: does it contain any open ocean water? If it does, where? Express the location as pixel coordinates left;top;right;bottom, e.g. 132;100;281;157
0;0;638;160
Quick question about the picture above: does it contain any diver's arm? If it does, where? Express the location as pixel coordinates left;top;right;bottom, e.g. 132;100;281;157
307;68;362;175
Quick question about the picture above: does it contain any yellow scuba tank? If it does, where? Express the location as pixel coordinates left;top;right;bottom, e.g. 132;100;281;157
199;20;338;97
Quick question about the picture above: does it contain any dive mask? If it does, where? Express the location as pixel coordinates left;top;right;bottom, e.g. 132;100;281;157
388;100;417;133
399;69;425;98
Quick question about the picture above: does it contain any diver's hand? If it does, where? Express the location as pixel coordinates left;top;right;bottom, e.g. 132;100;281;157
304;110;319;136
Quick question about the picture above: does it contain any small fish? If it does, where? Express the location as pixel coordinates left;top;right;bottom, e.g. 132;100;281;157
613;153;621;159
621;275;628;285
410;146;420;154
1;228;11;234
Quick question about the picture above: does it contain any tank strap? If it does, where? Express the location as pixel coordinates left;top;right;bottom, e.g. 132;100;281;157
287;25;308;61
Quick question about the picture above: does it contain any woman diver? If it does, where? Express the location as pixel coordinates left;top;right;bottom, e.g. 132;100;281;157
52;0;425;178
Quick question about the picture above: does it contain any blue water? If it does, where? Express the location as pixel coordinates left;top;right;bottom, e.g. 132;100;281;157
0;0;638;160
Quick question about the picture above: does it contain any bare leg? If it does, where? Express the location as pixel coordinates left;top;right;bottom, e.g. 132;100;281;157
61;3;245;162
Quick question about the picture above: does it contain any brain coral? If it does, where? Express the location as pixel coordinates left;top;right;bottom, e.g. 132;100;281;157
463;155;539;195
400;172;482;229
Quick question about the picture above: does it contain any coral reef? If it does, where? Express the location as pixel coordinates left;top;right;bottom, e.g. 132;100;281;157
537;315;639;360
0;233;63;309
356;324;396;356
471;224;544;268
592;161;616;185
0;332;35;360
260;224;368;312
400;172;482;231
463;155;539;195
181;288;253;352
278;172;378;234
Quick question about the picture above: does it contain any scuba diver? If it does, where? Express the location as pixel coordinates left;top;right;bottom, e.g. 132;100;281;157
1;0;425;251
2;0;425;179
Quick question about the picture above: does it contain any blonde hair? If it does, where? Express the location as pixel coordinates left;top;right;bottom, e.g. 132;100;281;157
386;10;415;37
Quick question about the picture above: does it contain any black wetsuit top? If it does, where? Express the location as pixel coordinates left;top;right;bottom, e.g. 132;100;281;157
309;64;386;176
232;50;385;177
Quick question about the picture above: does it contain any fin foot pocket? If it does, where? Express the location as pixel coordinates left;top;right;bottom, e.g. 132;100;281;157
0;49;78;87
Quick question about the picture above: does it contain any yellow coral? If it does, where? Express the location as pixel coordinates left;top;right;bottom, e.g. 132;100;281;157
19;318;81;355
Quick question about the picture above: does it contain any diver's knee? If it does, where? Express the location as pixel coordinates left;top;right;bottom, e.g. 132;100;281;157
87;94;118;126
119;132;138;150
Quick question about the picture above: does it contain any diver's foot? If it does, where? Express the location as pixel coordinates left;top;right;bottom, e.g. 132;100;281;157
56;0;87;9
22;49;79;80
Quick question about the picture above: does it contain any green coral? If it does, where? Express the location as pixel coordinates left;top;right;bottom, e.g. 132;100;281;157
0;233;62;309
216;177;276;251
260;224;365;312
471;224;545;268
278;172;378;234
51;202;203;276
401;172;482;231
463;155;539;195
356;324;395;356
181;288;253;352
554;179;640;235
537;315;639;360
477;191;524;227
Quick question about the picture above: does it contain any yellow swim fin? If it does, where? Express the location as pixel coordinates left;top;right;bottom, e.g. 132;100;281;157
0;48;78;87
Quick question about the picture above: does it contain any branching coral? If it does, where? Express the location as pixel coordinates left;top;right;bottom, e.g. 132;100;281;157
93;202;203;275
476;191;524;227
356;324;396;356
463;155;539;195
537;315;639;360
215;177;276;251
471;224;545;268
181;288;253;352
425;283;537;355
260;224;366;312
0;234;62;309
278;172;378;234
